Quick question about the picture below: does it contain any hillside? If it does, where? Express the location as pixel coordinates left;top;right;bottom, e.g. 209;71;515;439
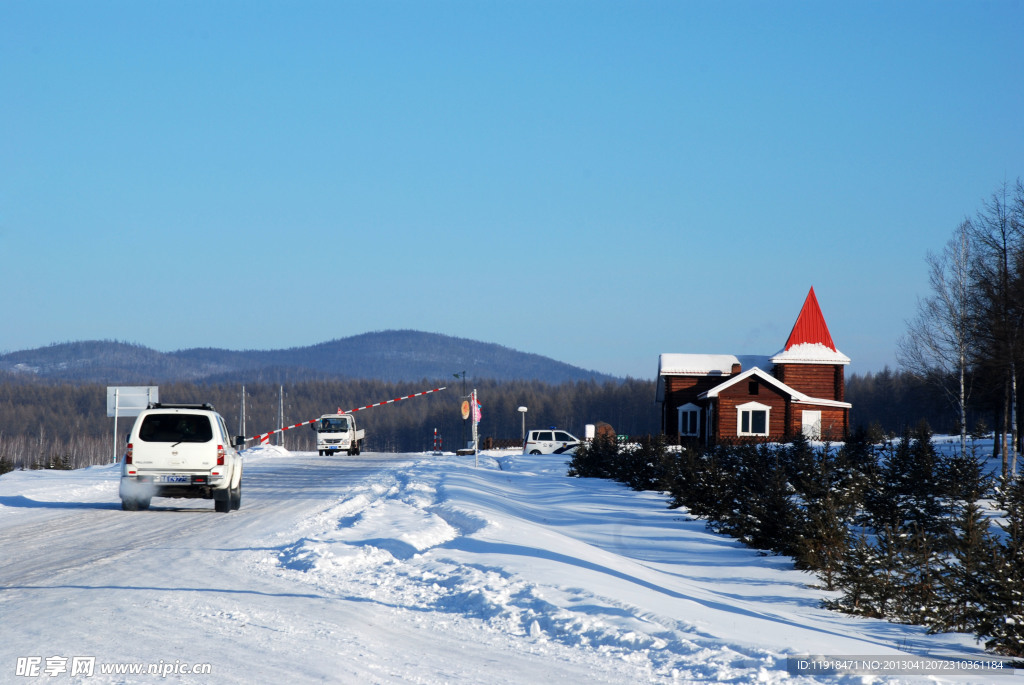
0;331;618;384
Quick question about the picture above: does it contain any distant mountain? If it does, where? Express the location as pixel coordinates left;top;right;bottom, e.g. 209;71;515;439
0;331;619;385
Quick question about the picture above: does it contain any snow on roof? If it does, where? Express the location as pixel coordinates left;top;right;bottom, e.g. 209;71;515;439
658;354;740;376
771;342;851;365
658;354;775;377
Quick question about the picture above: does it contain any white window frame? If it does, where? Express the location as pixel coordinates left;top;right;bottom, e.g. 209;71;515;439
737;401;770;437
677;403;701;437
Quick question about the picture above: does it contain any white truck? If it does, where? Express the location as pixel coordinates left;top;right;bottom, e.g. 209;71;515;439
312;413;365;455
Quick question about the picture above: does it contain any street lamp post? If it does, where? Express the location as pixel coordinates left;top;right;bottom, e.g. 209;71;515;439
518;406;528;443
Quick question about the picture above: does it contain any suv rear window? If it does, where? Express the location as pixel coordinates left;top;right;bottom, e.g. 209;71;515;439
139;414;214;443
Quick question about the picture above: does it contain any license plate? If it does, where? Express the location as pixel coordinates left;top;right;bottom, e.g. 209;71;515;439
156;475;189;484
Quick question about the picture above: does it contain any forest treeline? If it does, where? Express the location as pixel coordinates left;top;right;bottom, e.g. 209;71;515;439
0;377;659;469
846;366;992;436
0;365;1011;471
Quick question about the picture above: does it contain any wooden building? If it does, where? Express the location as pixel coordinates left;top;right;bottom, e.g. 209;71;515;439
656;288;851;444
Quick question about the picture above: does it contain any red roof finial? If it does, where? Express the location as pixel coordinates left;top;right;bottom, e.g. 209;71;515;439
784;287;837;352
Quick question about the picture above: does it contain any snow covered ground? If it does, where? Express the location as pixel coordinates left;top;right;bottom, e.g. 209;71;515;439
0;446;1014;684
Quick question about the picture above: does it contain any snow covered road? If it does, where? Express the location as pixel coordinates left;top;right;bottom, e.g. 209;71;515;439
0;448;1003;684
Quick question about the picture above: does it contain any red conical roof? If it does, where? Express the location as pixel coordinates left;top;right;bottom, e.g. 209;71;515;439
784;287;837;352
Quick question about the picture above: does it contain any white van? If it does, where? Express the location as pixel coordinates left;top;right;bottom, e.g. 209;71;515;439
523;429;580;455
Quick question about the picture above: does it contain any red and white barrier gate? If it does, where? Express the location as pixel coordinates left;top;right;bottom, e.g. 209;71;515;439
249;386;447;445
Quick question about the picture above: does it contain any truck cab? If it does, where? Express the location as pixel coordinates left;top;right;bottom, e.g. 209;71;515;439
312;413;364;456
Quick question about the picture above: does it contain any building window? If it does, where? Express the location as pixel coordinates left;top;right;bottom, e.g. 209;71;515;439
748;381;759;395
677;403;701;437
737;401;770;437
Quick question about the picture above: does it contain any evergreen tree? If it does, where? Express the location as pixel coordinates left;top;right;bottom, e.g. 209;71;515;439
977;474;1024;658
894;524;941;626
926;445;995;633
862;425;950;540
781;432;818;499
795;493;850;590
616;434;667;492
702;446;743;530
861;436;905;532
825;532;885;618
742;444;800;556
664;446;701;511
672;445;741;530
792;437;869;589
933;495;998;634
566;432;618;480
711;444;757;539
901;423;951;538
867;525;909;621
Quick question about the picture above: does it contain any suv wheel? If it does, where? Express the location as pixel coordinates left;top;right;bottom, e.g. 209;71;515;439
230;482;242;511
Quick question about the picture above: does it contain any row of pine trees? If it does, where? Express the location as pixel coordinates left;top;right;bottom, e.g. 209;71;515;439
567;427;1023;660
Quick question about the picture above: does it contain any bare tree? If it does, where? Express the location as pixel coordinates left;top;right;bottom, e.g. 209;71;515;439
899;220;975;456
969;181;1024;477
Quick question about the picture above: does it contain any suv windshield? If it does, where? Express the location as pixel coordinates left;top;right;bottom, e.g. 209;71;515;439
139;414;214;443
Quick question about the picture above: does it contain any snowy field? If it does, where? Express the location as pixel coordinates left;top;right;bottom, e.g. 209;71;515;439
0;445;1014;684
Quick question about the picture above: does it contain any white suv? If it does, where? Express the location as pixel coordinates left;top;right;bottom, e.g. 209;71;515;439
120;403;244;512
523;429;580;455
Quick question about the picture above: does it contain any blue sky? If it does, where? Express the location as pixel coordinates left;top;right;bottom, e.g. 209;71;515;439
2;1;1022;380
